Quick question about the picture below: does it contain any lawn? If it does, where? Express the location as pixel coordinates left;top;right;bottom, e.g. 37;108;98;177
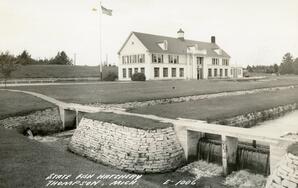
0;90;55;120
0;127;208;188
86;112;172;130
0;64;117;79
130;87;298;122
7;76;298;104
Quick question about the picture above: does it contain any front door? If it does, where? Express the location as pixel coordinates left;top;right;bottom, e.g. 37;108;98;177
197;68;203;79
197;57;204;79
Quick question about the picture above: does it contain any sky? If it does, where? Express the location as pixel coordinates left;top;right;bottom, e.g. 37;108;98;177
0;0;298;67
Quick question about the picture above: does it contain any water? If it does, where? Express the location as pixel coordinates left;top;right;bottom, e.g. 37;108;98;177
196;110;298;175
197;138;270;175
251;110;298;138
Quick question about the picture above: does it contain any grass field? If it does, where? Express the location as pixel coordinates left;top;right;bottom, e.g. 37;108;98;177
8;76;298;104
0;127;209;188
85;112;172;130
0;65;117;79
0;90;55;120
130;87;298;122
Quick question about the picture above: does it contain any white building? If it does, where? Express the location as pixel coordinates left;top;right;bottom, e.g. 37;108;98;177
118;29;241;80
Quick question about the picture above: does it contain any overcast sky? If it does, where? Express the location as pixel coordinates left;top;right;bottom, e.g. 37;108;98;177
1;0;297;67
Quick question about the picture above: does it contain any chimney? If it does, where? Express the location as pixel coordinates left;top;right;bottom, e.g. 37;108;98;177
211;36;216;43
177;28;184;40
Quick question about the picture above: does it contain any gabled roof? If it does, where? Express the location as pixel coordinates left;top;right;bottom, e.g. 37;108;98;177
129;31;230;58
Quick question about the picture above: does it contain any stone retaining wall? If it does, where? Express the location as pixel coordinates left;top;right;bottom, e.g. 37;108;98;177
0;107;63;135
213;103;297;128
91;86;294;110
68;118;185;173
266;146;298;188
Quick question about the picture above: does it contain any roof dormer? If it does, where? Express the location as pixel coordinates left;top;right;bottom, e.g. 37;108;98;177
157;40;168;51
214;48;223;55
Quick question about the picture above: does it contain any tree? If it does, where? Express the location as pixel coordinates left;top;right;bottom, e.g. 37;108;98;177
246;65;253;72
0;52;18;87
279;53;294;74
293;58;298;75
51;51;72;65
17;50;35;65
273;64;279;73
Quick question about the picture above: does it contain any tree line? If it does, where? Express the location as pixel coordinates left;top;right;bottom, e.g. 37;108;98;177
247;53;298;75
0;50;73;65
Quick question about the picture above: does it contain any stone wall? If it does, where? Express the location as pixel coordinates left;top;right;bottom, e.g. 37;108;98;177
91;85;294;110
213;103;297;128
0;107;63;135
266;145;298;188
68;118;185;173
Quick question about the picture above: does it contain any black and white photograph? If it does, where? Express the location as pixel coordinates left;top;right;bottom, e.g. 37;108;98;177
0;0;298;187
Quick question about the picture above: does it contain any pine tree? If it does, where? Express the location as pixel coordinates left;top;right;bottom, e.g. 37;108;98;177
279;53;294;74
0;52;18;87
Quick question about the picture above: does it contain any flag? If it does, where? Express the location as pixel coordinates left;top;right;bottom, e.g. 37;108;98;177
101;5;112;16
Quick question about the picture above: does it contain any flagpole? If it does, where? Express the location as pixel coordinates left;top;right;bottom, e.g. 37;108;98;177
99;1;103;80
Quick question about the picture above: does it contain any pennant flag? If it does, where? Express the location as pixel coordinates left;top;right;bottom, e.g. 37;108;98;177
101;5;112;16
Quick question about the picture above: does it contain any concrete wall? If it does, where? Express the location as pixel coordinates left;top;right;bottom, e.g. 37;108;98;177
68;118;185;173
266;143;298;188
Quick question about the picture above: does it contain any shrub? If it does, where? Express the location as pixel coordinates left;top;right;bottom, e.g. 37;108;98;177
131;73;146;81
103;71;118;81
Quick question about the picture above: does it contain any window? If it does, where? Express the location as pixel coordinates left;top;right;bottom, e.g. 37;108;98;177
172;68;176;77
208;68;212;77
152;54;157;63
128;68;132;78
212;58;219;65
163;68;168;77
222;59;229;66
125;56;129;64
168;55;173;63
154;68;159;77
152;54;164;63
122;68;126;78
133;55;137;63
134;68;138;73
214;69;217;77
179;68;184;77
197;57;203;65
169;55;179;64
225;69;228;77
138;54;145;63
157;54;163;63
220;69;223;77
174;56;179;64
141;67;145;74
